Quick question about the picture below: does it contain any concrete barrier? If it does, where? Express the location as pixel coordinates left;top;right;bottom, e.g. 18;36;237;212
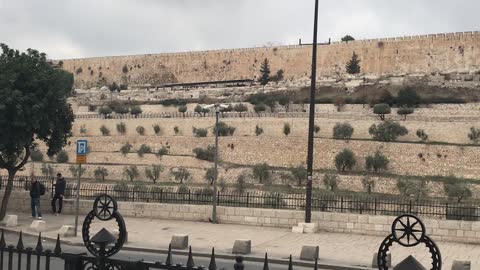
2;215;17;227
300;245;319;261
170;234;188;249
30;220;46;233
291;226;304;233
58;225;76;238
452;260;471;270
232;239;251;255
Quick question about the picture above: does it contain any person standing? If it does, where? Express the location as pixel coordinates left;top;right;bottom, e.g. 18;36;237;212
51;173;66;215
30;177;45;220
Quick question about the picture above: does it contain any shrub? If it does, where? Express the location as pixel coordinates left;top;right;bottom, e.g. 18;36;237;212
205;167;217;185
173;126;180;135
153;124;161;135
335;149;356;172
235;174;247;194
116;122;127;135
283;123;291;136
41;163;55;178
30;149;44;162
145;165;163;184
378;90;395;106
396;87;420;107
156;146;169;157
120;142;132;156
178;105;188;116
137;144;152;157
365;151;389;172
76;67;83;74
373;103;391;120
254;103;267;114
69;165;86;178
255;125;264;136
397;107;414;120
362;176;375;194
194;105;203;115
123;165;139;181
56;150;69;163
172;168;190;183
100;125;110;136
94;167;108;181
214;122;236;136
323;174;338;192
444;176;472;203
130;105;142;117
88;104;97;112
368;121;408;142
253;163;270;184
193;127;208;137
233;103;248;115
346;52;361;74
113;105;129;115
314;125;320;134
290;165;307;186
416;129;428;142
468;127;480;144
218;178;227;192
80;125;87;135
122;65;129;73
332;123;354;140
159;99;187;106
136;126;145;135
193;145;215;161
397;179;427;200
108;82;119;92
99;106;112;117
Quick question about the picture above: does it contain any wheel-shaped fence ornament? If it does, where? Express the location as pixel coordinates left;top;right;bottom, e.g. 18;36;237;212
377;214;441;270
82;194;126;258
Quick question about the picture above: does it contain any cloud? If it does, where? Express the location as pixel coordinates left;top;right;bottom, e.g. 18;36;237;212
1;0;478;59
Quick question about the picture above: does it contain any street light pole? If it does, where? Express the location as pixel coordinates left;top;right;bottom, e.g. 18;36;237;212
305;0;319;223
212;105;220;224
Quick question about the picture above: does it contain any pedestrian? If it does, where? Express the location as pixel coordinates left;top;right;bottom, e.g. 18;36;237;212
30;177;45;220
51;173;66;215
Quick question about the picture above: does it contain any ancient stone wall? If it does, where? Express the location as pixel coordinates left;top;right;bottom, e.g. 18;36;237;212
61;32;480;88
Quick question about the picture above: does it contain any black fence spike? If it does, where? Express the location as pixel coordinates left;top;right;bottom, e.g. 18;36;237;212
208;247;217;270
263;252;269;270
288;255;293;270
165;244;172;265
16;231;24;250
54;234;62;255
314;257;318;270
186;246;195;268
35;233;43;252
0;229;6;248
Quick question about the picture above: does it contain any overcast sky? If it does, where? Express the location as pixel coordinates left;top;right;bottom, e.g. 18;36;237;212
0;0;478;59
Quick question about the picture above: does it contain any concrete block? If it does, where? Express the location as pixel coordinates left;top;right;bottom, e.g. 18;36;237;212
2;215;17;227
372;252;391;268
451;260;471;270
170;234;188;249
58;225;76;238
292;226;304;234
30;220;46;233
303;227;318;234
298;222;318;229
232;239;251;255
300;245;319;261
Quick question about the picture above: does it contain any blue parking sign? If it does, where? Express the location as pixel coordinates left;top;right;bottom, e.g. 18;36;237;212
77;140;88;155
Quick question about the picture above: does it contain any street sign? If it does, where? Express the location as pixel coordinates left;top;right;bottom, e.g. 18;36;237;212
77;140;88;155
76;155;87;164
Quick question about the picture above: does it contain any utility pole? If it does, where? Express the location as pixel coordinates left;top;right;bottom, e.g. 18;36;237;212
305;0;319;223
212;106;219;223
74;163;81;236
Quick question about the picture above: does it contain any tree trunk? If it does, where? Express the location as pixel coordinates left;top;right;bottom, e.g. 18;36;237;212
0;170;17;221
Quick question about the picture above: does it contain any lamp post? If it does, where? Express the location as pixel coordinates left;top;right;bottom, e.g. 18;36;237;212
305;0;319;223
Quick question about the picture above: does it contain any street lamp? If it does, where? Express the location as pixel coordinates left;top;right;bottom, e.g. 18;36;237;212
305;0;319;223
203;103;229;223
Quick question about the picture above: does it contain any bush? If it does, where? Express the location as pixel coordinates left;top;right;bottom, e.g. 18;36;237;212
332;123;354;140
396;87;420;107
145;165;163;184
365;151;389;172
88;104;97;112
373;103;391;120
346;52;361;74
254;103;267;114
113;105;129;115
156;146;169;157
233;103;248;114
283;123;291;136
193;127;208;137
255;125;264;136
172;168;190;183
193;145;215;161
99;106;112;116
69;165;86;178
56;150;69;163
108;82;119;92
235;174;247;194
290;165;307;186
137;144;152;157
205;168;217;185
214;122;236;136
397;179;427;200
116;122;127;135
323;174;338;192
123;165;139;181
130;105;142;116
178;105;188;116
173;126;180;135
314;125;320;134
362;176;375;194
153;124;161;135
159;99;187;106
94;167;108;181
335;149;356;172
30;149;44;162
252;163;270;184
468;127;480;144
100;125;110;136
120;142;132;156
136;126;145;135
416;129;428;142
80;125;87;135
378;90;395;106
444;176;472;203
397;107;414;120
369;121;408;142
122;65;129;73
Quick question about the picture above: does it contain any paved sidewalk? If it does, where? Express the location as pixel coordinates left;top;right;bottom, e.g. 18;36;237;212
3;213;480;269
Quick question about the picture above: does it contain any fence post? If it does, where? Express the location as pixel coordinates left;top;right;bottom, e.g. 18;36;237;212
188;190;191;204
217;191;220;205
341;197;344;213
132;189;135;202
374;198;377;215
246;193;249;207
409;200;412;213
277;193;280;209
160;189;163;203
445;202;449;219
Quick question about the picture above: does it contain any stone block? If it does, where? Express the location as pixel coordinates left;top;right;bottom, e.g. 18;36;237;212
30;220;46;233
170;234;188;249
232;239;251;255
292;226;304;234
451;260;471;270
298;222;318;229
303;227;318;234
2;215;17;227
372;252;391;268
58;225;76;238
300;245;319;261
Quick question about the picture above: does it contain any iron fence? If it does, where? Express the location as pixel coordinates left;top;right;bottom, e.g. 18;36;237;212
1;175;479;220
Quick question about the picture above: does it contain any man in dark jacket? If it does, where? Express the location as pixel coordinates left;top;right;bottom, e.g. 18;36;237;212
30;177;43;219
51;173;66;215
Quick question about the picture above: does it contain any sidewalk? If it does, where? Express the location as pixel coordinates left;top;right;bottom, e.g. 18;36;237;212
4;212;480;269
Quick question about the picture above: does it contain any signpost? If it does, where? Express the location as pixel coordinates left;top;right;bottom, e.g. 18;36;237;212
74;140;88;236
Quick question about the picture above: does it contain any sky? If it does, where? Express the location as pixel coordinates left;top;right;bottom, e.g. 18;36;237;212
0;0;478;59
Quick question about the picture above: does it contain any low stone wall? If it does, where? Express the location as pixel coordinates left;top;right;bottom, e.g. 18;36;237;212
4;191;479;244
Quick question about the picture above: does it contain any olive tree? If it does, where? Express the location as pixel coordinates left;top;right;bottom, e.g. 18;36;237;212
373;103;391;121
335;149;356;172
365;151;389;172
145;165;163;184
369;121;408;142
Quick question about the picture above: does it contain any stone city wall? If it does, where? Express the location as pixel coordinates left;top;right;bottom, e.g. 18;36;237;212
61;32;480;88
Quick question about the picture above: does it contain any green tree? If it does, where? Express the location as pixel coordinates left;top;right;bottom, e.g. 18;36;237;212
130;105;142;117
283;123;291;136
153;124;161;135
416;129;428;142
255;125;264;136
314;125;320;134
369;121;408;142
120;142;132;156
397;107;414;121
100;125;110;136
290;164;307;186
136;126;145;135
80;125;87;135
173;126;180;135
172;167;190;184
99;106;112;117
362;176;375;194
252;163;270;184
346;52;361;74
116;122;127;135
145;165;163;184
233;103;248;117
56;150;69;163
108;82;119;92
69;165;86;178
123;165;139;181
365;151;389;172
94;167;108;181
341;35;355;42
444;176;472;203
468;127;480;144
332;123;354;140
259;58;271;86
323;174;338;192
178;105;188;116
335;149;356;172
373;103;391;121
0;44;75;217
205;167;217;185
156;146;169;158
254;103;267;114
397;179;427;201
396;87;420;107
194;105;203;116
214;122;236;136
235;174;247;194
137;144;152;157
193;145;215;161
193;127;208;137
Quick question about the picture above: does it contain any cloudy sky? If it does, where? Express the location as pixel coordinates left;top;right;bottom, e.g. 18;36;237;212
0;0;478;59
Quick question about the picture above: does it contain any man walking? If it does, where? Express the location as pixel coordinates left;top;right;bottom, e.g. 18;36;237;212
52;173;66;215
30;177;44;219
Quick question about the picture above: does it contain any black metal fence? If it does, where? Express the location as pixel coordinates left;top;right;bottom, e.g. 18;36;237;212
2;175;479;220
